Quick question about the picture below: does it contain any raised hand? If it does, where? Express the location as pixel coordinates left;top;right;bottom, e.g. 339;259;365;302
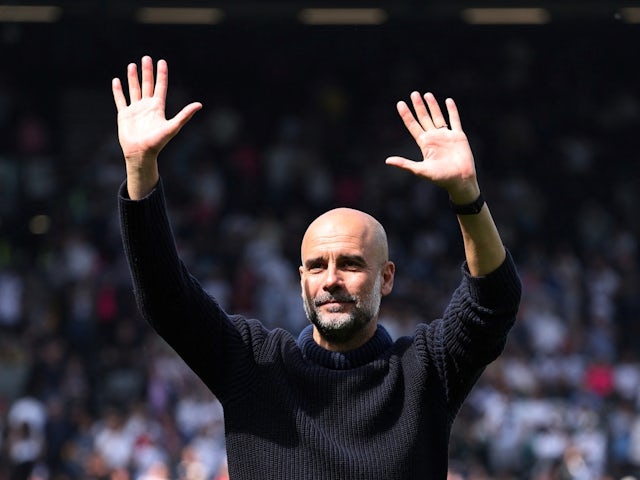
112;56;202;198
386;92;479;203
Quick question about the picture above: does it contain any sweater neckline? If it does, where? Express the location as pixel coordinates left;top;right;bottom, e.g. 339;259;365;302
297;324;393;370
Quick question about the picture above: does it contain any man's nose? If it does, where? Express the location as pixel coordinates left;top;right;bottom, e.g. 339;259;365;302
323;265;342;291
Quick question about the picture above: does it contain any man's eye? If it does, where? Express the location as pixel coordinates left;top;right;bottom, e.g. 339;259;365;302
342;262;362;271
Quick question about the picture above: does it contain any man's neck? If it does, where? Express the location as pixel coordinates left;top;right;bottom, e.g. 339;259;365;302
312;321;378;352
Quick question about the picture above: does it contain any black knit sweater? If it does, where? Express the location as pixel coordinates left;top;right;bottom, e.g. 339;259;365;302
118;180;521;480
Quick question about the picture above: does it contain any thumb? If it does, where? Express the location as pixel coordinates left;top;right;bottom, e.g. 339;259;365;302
386;156;418;173
168;101;203;132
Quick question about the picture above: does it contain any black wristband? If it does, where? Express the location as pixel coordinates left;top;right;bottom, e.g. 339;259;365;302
449;192;485;215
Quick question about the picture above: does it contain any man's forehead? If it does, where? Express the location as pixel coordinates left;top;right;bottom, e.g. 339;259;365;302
302;234;367;259
301;209;388;263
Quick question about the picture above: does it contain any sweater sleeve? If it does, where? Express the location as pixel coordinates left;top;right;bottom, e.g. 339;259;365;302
421;250;521;417
118;179;258;399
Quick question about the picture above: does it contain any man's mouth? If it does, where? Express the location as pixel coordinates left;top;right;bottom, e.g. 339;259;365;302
322;301;345;307
316;296;355;308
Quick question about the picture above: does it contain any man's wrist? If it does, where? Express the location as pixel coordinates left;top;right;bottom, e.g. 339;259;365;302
125;165;159;200
449;192;485;215
446;178;480;204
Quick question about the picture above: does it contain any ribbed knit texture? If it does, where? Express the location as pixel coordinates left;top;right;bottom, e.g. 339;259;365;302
119;180;521;480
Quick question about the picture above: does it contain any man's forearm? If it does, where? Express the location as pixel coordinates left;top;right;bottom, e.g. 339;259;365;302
456;204;506;277
126;160;160;200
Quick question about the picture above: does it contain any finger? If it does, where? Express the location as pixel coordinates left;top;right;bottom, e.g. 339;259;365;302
409;91;434;131
141;55;154;98
167;102;203;132
153;59;169;103
396;101;426;141
445;98;463;131
424;92;448;129
127;62;141;102
385;156;418;173
112;78;128;112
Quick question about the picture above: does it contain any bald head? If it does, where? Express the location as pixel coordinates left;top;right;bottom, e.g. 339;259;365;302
301;208;389;265
299;207;394;351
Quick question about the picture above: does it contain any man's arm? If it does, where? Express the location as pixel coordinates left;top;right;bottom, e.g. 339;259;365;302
386;92;504;276
113;57;261;398
112;55;202;199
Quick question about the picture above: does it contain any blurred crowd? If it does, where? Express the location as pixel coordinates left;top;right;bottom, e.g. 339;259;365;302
0;20;639;480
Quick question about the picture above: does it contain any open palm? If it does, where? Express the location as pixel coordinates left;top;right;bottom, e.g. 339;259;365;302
112;56;202;165
386;92;477;197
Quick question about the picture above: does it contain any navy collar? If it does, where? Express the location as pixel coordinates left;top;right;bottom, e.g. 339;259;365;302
297;324;393;370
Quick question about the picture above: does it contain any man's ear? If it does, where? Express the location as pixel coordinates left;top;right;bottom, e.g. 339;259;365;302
381;261;395;296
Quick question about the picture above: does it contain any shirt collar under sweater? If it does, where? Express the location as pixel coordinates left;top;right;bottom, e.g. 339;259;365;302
297;324;393;370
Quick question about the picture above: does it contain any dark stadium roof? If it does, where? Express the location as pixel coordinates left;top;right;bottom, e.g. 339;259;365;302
0;1;637;25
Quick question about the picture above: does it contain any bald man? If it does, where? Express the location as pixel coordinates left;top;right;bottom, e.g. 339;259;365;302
115;57;521;480
299;208;395;351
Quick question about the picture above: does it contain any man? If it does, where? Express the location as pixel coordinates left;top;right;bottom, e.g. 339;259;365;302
113;56;521;479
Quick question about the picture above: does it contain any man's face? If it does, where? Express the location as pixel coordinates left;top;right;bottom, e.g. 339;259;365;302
301;255;383;345
299;209;394;349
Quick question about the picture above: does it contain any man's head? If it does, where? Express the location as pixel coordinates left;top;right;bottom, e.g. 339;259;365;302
299;208;395;351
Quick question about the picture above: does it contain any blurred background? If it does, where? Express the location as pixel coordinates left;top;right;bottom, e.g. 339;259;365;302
1;1;640;479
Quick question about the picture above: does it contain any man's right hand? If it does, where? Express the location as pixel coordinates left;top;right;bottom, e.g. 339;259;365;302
112;55;202;199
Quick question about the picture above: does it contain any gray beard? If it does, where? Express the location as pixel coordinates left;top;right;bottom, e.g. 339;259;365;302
303;276;382;345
